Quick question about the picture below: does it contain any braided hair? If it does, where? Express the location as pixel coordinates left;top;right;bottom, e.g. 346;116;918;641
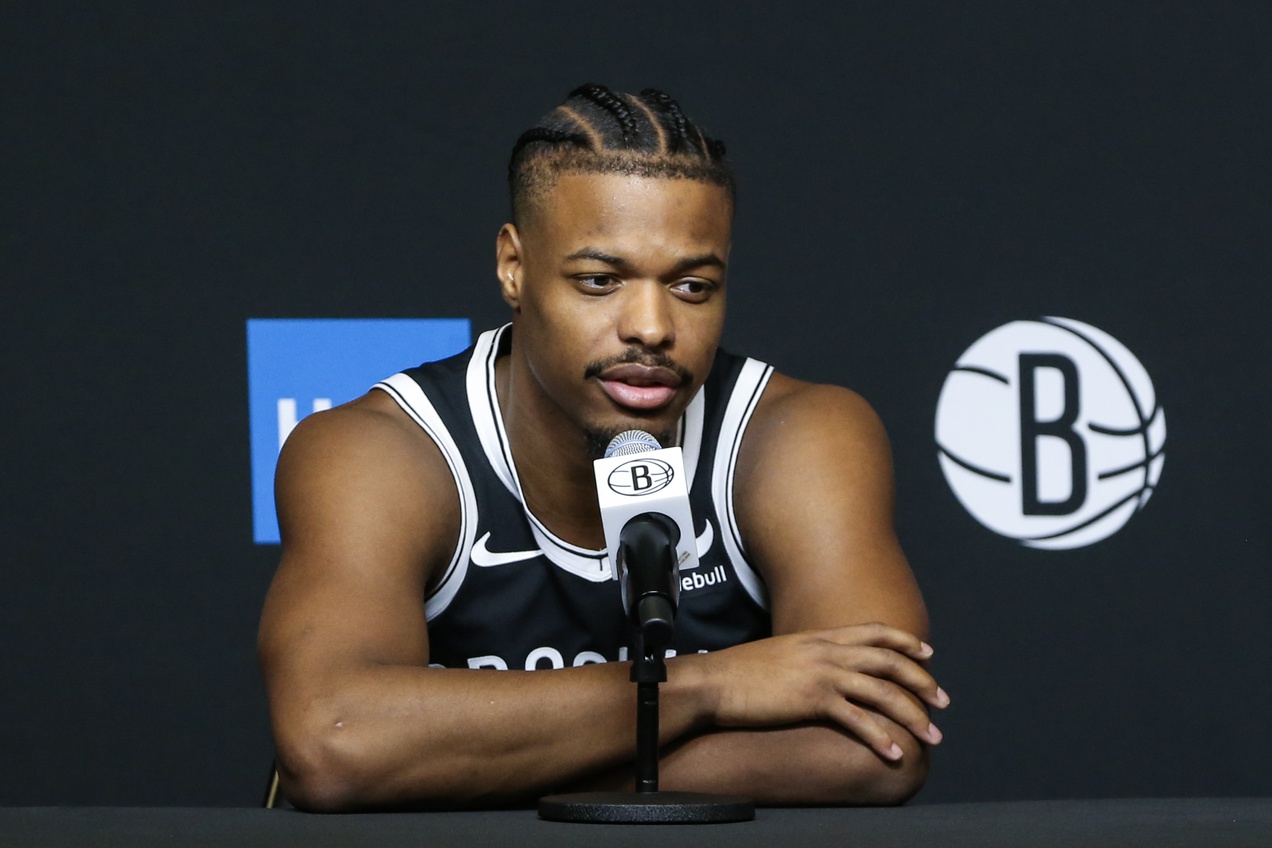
508;84;734;226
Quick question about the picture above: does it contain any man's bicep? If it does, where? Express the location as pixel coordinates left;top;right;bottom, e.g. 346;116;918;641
734;380;928;638
260;400;458;678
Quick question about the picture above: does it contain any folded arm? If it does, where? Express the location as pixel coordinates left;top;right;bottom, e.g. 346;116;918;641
259;380;943;810
643;377;945;804
259;393;717;810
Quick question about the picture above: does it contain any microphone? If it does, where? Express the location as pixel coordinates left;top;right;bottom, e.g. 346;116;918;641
541;431;755;825
593;430;700;649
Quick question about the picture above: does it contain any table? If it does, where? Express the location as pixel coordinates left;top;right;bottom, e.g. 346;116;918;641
2;798;1270;847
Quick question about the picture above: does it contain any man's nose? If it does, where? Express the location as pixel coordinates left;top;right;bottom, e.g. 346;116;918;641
617;282;675;349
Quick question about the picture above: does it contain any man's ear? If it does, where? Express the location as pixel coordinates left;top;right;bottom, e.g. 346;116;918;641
495;224;524;310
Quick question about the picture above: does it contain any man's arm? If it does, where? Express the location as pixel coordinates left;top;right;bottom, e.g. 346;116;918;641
258;394;705;810
259;385;943;810
645;377;946;803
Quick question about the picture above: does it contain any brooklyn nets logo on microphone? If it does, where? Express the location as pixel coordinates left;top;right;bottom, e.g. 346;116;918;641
935;317;1166;550
607;458;675;496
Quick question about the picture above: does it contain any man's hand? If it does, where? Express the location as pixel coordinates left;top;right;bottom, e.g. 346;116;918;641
687;622;947;762
621;376;946;804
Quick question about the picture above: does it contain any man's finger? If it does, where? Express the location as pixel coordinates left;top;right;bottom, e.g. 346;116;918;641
832;673;943;745
821;698;905;761
821;643;948;709
817;622;933;660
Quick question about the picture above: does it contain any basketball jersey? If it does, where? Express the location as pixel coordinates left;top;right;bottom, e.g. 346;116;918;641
373;325;774;671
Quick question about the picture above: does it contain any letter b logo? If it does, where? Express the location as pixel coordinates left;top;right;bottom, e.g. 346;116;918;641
607;457;674;496
630;464;653;491
935;317;1166;550
1018;353;1086;516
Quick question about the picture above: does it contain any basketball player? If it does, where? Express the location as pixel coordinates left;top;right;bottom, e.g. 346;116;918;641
258;85;947;811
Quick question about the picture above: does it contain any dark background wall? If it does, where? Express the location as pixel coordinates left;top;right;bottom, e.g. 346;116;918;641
3;1;1269;805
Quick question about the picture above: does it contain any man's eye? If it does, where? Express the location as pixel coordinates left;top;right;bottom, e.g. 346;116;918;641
673;279;714;300
577;275;618;291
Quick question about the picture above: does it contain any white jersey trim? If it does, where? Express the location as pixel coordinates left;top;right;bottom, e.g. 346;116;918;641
372;372;478;620
711;358;774;609
467;326;518;498
681;389;705;491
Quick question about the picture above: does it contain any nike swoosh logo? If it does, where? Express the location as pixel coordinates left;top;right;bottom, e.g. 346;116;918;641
471;523;711;568
470;532;542;567
695;520;714;558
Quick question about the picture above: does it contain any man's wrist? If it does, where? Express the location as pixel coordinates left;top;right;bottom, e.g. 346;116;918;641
664;651;720;731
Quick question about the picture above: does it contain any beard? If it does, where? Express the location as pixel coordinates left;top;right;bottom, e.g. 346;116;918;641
583;423;678;460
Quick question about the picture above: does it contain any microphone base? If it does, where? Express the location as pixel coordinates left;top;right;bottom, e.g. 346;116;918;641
538;790;755;824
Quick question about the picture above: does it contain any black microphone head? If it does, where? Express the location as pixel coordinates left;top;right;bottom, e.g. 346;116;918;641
604;429;661;458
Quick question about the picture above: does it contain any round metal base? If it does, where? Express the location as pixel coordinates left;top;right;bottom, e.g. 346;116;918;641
538;791;755;824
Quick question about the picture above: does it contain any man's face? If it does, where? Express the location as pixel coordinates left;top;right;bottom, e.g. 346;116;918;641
500;172;732;454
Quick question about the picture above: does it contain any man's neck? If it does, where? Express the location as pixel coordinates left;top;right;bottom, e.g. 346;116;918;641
494;351;606;550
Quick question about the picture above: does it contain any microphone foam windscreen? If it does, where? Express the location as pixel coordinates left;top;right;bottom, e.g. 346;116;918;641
604;429;662;458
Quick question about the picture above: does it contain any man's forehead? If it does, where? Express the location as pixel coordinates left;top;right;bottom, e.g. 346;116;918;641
543;170;730;205
527;172;733;251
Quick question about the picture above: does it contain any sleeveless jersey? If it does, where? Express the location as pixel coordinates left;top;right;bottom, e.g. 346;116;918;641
373;325;774;671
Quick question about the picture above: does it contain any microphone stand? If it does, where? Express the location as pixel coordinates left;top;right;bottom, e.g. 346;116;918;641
631;620;667;796
538;521;754;824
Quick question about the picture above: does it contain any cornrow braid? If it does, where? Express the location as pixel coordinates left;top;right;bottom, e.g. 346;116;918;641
570;83;639;146
508;83;734;226
639;88;701;156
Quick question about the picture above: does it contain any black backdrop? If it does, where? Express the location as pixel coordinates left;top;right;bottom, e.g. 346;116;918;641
3;2;1269;805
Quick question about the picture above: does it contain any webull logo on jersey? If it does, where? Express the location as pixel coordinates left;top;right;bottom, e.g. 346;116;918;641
935;316;1165;550
681;564;729;593
246;318;471;544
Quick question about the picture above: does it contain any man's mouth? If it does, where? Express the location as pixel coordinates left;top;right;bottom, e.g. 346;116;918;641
596;363;682;411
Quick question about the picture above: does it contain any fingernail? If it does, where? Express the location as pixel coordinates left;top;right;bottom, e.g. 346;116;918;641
919;641;934;657
886;743;903;761
926;723;943;744
935;687;950;707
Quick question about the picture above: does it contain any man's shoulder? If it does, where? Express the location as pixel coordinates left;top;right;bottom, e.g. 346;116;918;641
745;372;888;461
283;391;426;455
731;371;908;610
730;371;894;532
273;389;461;575
276;390;456;503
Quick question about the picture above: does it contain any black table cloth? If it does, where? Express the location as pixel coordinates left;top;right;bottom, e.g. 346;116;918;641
3;798;1269;848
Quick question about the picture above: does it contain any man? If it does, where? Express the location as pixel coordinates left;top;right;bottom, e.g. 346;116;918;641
258;84;947;811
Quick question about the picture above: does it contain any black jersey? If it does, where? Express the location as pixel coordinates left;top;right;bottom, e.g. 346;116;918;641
373;325;774;671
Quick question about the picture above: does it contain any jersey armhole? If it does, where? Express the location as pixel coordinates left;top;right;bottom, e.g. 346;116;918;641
711;359;775;609
373;373;477;620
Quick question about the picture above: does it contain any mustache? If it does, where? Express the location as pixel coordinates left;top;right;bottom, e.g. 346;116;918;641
583;348;694;385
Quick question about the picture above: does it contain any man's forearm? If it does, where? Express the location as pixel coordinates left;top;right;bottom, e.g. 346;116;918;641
268;622;940;809
270;660;715;811
572;721;928;806
661;721;928;805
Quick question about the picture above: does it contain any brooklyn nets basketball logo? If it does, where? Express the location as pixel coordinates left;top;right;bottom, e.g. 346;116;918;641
607;457;675;496
935;317;1166;550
